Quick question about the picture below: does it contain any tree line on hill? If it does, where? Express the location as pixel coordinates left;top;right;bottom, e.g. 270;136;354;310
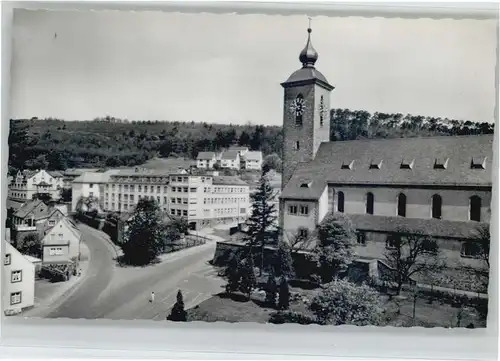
8;110;493;174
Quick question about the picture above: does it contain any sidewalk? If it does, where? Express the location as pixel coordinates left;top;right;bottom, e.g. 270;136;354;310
21;241;92;318
188;229;226;243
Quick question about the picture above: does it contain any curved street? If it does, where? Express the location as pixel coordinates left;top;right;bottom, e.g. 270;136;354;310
46;223;117;319
44;223;224;320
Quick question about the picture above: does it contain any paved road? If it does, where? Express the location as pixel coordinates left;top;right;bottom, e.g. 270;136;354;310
93;241;224;320
46;223;117;319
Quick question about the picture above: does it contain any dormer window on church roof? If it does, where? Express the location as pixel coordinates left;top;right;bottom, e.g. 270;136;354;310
400;159;415;170
433;158;449;169
471;157;487;169
369;160;383;170
341;160;355;170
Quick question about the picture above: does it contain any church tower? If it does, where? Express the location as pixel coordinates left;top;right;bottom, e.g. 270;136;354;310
281;25;334;190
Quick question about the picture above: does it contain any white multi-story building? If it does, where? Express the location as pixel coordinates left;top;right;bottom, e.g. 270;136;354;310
71;170;119;212
8;170;64;202
102;167;188;213
168;173;250;230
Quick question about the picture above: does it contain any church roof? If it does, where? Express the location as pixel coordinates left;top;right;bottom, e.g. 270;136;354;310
282;67;333;90
348;213;488;240
281;135;493;200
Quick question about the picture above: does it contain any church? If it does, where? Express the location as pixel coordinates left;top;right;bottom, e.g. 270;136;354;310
278;26;493;273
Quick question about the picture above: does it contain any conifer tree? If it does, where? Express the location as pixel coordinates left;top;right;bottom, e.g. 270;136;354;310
274;240;295;279
167;290;187;322
265;269;278;307
245;171;278;275
278;276;290;310
225;256;241;294
239;256;257;300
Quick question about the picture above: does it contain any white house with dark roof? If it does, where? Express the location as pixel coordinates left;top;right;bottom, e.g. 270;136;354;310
8;169;64;202
41;217;82;265
12;199;65;245
220;150;241;169
196;152;217;169
3;241;35;315
242;151;263;170
278;26;493;272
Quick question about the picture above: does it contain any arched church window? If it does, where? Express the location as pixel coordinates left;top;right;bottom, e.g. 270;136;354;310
470;195;482;222
397;193;406;217
337;191;344;212
296;141;300;151
366;192;374;215
431;194;442;219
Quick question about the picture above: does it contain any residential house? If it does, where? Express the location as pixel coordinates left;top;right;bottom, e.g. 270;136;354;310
196;152;217;169
41;217;82;265
11;200;65;245
243;151;263;170
8;169;65;202
228;146;249;157
219;151;241;169
3;241;35;315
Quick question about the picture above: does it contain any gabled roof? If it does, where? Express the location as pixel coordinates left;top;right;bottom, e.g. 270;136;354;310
73;170;118;183
22;170;39;179
48;171;64;178
14;200;46;218
4;242;36;269
244;151;263;161
281;135;493;200
228;146;248;152
43;217;81;242
14;200;63;221
220;150;240;160
196;152;216;160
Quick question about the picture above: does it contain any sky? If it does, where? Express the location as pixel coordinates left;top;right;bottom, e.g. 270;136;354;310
9;9;497;125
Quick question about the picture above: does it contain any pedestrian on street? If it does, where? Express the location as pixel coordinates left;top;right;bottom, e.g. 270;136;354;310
150;291;155;303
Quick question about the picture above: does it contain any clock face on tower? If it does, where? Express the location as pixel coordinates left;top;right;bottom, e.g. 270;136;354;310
289;97;306;116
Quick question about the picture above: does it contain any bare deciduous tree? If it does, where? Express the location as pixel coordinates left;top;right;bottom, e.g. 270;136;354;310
384;228;446;295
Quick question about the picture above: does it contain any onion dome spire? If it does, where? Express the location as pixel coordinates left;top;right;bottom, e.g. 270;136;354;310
299;19;318;68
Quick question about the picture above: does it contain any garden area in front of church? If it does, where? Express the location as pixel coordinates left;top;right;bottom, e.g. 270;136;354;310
185;277;487;328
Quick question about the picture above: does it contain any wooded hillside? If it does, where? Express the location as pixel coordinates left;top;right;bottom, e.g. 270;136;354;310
8;110;494;174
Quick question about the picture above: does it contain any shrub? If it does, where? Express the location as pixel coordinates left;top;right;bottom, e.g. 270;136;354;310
268;311;316;325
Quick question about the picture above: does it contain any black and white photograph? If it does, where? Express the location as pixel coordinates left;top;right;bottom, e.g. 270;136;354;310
3;7;496;329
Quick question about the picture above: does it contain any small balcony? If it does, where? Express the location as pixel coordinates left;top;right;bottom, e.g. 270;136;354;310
15;224;37;232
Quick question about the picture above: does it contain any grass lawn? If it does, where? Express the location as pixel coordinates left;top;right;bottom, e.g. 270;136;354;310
187;286;486;328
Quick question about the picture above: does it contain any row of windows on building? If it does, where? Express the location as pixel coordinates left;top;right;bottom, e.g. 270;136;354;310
334;192;484;222
105;193;247;206
107;184;168;193
105;183;247;194
287;204;310;216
